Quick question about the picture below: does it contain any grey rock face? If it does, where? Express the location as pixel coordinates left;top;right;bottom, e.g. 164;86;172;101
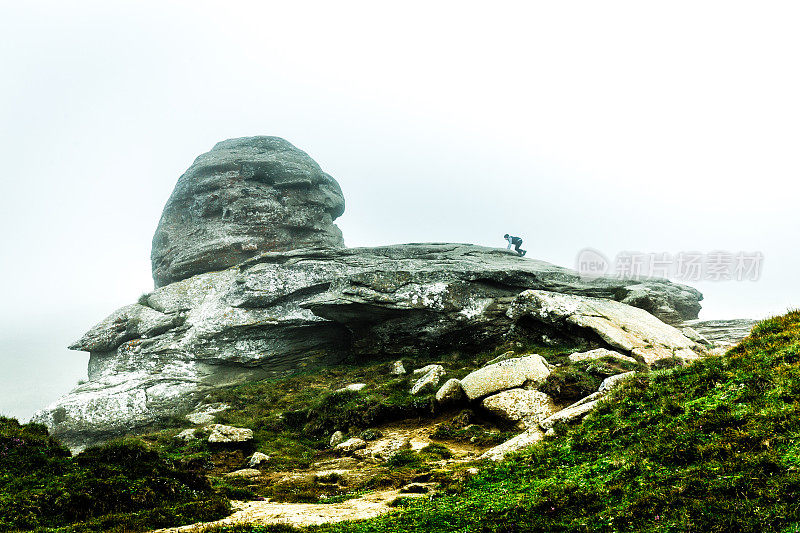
681;319;756;346
480;389;556;426
480;428;544;462
151;137;345;288
509;290;703;365
35;244;703;450
460;354;551;400
435;379;465;404
207;424;253;443
410;365;445;395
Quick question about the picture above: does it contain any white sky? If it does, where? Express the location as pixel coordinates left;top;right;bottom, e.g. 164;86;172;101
2;1;799;420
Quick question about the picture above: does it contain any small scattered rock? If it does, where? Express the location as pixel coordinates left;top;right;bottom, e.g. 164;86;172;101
410;365;446;395
435;378;465;404
460;354;551;400
391;361;407;375
413;364;443;375
206;424;254;443
185;402;230;425
248;452;270;467
360;429;383;441
598;371;636;393
567;348;637;364
540;400;600;430
480;428;544;461
338;383;366;392
175;428;197;441
335;437;367;454
224;468;262;479
329;431;345;448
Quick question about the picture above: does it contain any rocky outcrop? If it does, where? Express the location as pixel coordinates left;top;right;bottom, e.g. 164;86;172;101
33;137;706;451
35;244;705;450
681;319;756;347
151;137;345;288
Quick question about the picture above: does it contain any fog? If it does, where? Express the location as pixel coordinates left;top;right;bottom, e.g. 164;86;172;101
2;1;799;420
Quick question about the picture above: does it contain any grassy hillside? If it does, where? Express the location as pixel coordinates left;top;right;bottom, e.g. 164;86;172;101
0;419;229;532
209;310;800;532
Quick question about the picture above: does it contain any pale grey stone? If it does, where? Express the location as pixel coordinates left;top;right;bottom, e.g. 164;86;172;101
540;400;600;430
390;361;407;375
410;365;445;395
329;431;344;448
335;437;367;453
151;137;345;288
435;378;465;404
460;354;550;400
481;389;556;426
224;469;262;479
567;348;637;364
248;452;270;467
509;290;704;366
206;424;253;443
480;428;544;461
175;428;198;441
598;371;636;393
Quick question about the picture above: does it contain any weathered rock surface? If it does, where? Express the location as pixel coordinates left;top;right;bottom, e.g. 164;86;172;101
410;365;445;395
509;290;703;365
480;428;544;461
540;399;600;430
151;137;345;288
460;354;551;400
248;452;270;467
35;243;704;450
480;389;556;426
329;431;345;448
435;379;465;404
207;424;253;443
567;348;637;365
335;437;367;454
681;319;756;346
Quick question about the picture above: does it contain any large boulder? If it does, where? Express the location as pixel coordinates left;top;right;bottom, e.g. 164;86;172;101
481;388;556;426
460;354;551;400
509;290;703;365
151;137;345;288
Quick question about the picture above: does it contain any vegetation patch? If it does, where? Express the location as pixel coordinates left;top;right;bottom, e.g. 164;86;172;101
0;420;229;532
204;311;800;532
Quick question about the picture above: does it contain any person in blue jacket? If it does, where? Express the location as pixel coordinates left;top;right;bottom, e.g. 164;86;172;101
504;234;526;256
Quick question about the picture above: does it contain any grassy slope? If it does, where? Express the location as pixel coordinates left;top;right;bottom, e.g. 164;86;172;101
214;310;800;533
0;421;230;532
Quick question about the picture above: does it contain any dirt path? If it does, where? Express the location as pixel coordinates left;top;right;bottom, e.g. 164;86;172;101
154;417;488;532
154;489;425;532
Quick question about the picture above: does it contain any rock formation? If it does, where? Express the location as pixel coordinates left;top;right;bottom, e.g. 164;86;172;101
151;137;345;288
34;136;707;451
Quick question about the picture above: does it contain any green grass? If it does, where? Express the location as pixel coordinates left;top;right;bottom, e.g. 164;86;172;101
0;420;229;532
204;310;800;532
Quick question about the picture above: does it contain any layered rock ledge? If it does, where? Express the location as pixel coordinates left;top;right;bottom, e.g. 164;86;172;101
35;243;703;450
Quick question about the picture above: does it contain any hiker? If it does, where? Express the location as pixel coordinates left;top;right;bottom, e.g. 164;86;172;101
504;234;526;256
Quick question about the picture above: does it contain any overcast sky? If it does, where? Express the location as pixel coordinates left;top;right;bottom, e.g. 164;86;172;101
2;1;799;420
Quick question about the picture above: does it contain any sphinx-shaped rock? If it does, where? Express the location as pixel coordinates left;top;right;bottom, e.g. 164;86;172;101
151;137;345;288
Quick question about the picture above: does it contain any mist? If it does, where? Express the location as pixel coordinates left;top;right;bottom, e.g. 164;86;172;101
2;1;799;420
